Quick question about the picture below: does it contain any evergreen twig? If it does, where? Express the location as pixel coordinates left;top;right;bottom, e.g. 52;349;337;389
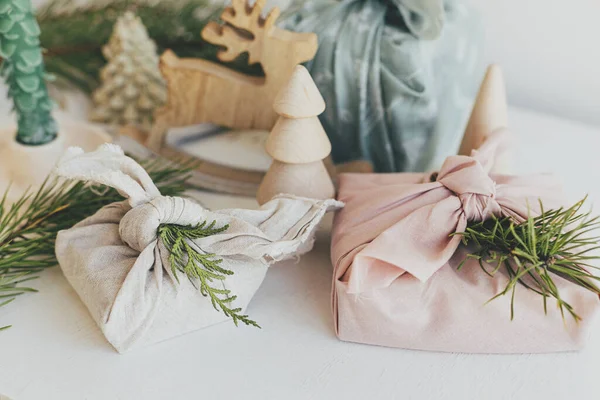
456;198;600;321
159;221;260;328
0;156;195;330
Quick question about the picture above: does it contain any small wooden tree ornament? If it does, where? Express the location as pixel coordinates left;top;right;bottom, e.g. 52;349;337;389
458;64;511;173
257;65;335;205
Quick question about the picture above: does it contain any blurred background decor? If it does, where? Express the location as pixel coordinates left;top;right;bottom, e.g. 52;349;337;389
120;0;321;196
34;0;600;130
35;0;486;178
89;11;166;128
145;0;319;151
0;0;110;204
37;0;259;93
281;0;484;172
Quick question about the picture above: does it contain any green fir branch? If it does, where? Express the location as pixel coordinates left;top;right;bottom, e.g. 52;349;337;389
0;156;195;330
456;197;600;321
158;221;261;328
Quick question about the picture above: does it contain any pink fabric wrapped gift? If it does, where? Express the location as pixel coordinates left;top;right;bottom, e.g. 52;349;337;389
331;130;599;353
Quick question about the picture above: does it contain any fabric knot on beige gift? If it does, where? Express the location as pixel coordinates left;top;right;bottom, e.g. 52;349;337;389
120;196;204;252
54;144;342;353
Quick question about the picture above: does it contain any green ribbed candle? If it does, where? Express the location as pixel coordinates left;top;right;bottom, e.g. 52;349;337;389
0;0;57;145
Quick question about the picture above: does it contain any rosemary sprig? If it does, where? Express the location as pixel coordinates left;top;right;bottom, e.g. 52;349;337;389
159;221;260;328
456;198;600;321
0;156;194;330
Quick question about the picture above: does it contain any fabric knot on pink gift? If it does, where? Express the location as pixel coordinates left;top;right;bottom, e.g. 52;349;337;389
331;130;599;353
434;155;501;222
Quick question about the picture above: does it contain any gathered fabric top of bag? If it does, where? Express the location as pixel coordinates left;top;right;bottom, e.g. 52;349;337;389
56;144;343;259
54;144;342;352
282;0;484;173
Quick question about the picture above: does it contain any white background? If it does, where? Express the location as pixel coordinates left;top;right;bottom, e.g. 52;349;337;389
472;0;600;127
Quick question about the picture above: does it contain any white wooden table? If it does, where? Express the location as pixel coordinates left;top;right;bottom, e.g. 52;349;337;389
1;107;600;400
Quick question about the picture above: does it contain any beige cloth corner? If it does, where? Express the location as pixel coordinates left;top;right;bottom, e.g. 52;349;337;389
54;144;342;353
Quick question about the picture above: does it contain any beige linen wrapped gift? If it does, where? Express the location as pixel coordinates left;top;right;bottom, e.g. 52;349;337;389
55;144;341;353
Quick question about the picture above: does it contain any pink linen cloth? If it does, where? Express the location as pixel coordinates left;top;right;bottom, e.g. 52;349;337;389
331;130;599;353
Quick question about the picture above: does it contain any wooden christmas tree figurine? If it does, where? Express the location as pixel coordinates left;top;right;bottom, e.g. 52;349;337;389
90;11;166;128
257;65;334;205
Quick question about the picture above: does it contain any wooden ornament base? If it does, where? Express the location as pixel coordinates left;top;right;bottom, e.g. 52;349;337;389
257;160;335;205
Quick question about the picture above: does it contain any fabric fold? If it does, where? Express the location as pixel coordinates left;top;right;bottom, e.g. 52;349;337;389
330;129;598;353
55;145;342;353
339;130;549;290
282;0;484;172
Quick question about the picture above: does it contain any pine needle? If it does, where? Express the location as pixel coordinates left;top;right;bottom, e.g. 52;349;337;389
159;221;260;328
0;156;195;330
456;197;600;321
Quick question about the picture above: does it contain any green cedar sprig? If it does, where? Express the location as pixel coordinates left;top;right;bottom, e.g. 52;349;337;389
456;197;600;321
159;221;261;328
0;156;195;330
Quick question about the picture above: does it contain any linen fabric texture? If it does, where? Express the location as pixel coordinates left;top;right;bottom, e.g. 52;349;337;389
55;144;341;353
331;130;599;353
282;0;483;172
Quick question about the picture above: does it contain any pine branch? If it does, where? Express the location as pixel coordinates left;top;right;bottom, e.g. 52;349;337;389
456;197;600;321
159;221;261;328
0;156;195;330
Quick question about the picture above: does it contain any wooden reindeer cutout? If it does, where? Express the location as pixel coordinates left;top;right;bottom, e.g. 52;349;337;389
147;0;318;151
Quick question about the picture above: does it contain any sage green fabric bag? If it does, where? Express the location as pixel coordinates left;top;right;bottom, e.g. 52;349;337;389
282;0;483;172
